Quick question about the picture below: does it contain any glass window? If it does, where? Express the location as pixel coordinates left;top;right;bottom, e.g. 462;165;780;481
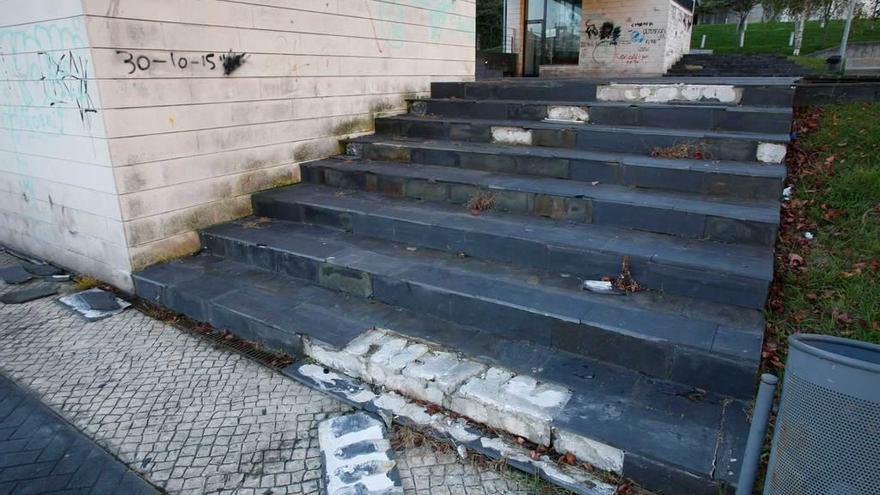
542;0;581;65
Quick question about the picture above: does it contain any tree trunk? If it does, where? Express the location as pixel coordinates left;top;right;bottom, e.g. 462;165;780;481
793;10;807;56
737;14;748;48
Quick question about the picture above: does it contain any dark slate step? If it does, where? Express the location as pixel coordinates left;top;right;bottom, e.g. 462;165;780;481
254;183;774;309
197;217;762;398
374;115;789;163
302;158;780;247
352;137;786;200
410;98;793;134
431;78;798;107
132;254;749;495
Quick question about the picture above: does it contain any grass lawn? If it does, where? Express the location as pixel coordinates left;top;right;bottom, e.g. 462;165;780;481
692;18;880;55
765;102;880;371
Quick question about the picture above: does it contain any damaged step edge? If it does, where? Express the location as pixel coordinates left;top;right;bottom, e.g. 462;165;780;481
289;352;618;495
298;328;625;479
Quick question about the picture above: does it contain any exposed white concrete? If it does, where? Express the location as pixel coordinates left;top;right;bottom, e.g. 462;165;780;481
756;142;788;163
304;329;571;447
554;429;626;474
597;84;743;104
546;106;590;123
491;126;533;145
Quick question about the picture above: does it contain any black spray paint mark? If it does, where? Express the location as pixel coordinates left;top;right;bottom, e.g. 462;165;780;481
220;50;248;75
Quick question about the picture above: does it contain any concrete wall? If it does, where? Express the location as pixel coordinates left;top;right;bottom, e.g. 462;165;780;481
542;0;692;77
0;0;475;289
0;0;132;288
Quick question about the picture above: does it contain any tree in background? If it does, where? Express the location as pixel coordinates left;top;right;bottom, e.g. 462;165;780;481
476;0;503;51
698;0;763;43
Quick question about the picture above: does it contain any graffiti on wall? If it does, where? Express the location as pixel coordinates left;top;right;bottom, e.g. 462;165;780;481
581;16;667;67
115;50;248;75
365;0;474;54
0;18;102;197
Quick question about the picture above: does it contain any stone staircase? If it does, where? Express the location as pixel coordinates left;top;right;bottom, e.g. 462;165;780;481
133;78;794;494
668;53;812;77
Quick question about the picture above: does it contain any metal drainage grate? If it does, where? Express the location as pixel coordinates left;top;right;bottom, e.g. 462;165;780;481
184;326;294;370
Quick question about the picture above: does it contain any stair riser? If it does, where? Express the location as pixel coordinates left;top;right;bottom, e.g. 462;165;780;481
300;164;778;247
432;82;795;107
414;100;792;134
360;142;784;200
432;81;598;101
201;232;757;398
254;194;770;309
375;119;783;164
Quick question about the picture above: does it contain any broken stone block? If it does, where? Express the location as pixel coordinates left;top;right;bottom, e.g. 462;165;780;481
318;412;403;495
58;288;131;321
0;285;57;304
22;263;63;277
0;265;33;284
305;329;386;380
78;290;121;311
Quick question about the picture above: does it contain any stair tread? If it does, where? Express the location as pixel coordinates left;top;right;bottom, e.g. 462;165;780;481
204;217;764;357
133;253;747;483
411;97;795;113
382;114;791;142
354;136;788;178
310;157;781;225
261;183;774;282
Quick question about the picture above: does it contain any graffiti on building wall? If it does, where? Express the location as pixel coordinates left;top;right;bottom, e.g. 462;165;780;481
115;50;248;75
365;0;474;54
581;15;668;67
0;18;102;197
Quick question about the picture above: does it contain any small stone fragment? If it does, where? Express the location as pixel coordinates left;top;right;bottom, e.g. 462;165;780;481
0;285;57;304
79;290;121;311
0;266;33;284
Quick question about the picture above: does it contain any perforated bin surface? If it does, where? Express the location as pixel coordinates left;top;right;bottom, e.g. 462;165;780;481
765;335;880;495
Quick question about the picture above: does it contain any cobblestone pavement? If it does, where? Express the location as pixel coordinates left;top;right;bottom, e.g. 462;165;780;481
0;374;158;495
0;253;538;495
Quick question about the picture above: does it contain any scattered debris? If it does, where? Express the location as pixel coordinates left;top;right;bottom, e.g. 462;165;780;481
457;444;468;459
466;191;495;215
804;232;814;240
782;185;794;200
613;256;642;293
0;265;33;284
59;288;131;321
650;142;710;160
79;290;122;311
582;280;618;294
22;263;63;277
318;412;403;495
0;285;57;304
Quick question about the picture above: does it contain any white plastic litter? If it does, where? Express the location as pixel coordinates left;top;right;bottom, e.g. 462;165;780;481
583;280;616;294
782;185;794;200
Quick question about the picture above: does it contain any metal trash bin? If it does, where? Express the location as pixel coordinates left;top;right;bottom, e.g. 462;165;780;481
765;334;880;495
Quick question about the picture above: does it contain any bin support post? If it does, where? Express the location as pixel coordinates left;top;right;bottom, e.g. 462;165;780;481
736;374;778;495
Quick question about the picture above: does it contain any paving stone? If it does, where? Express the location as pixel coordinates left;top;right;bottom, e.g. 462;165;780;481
0;253;544;495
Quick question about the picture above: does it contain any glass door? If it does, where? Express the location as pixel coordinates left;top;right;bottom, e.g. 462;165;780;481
522;0;581;76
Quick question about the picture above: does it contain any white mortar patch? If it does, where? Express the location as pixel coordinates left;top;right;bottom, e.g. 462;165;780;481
491;126;533;145
554;429;625;474
318;412;403;495
597;83;743;104
756;142;787;163
546;106;589;123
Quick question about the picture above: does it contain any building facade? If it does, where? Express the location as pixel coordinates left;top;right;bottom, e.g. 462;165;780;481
0;0;475;289
503;0;694;76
